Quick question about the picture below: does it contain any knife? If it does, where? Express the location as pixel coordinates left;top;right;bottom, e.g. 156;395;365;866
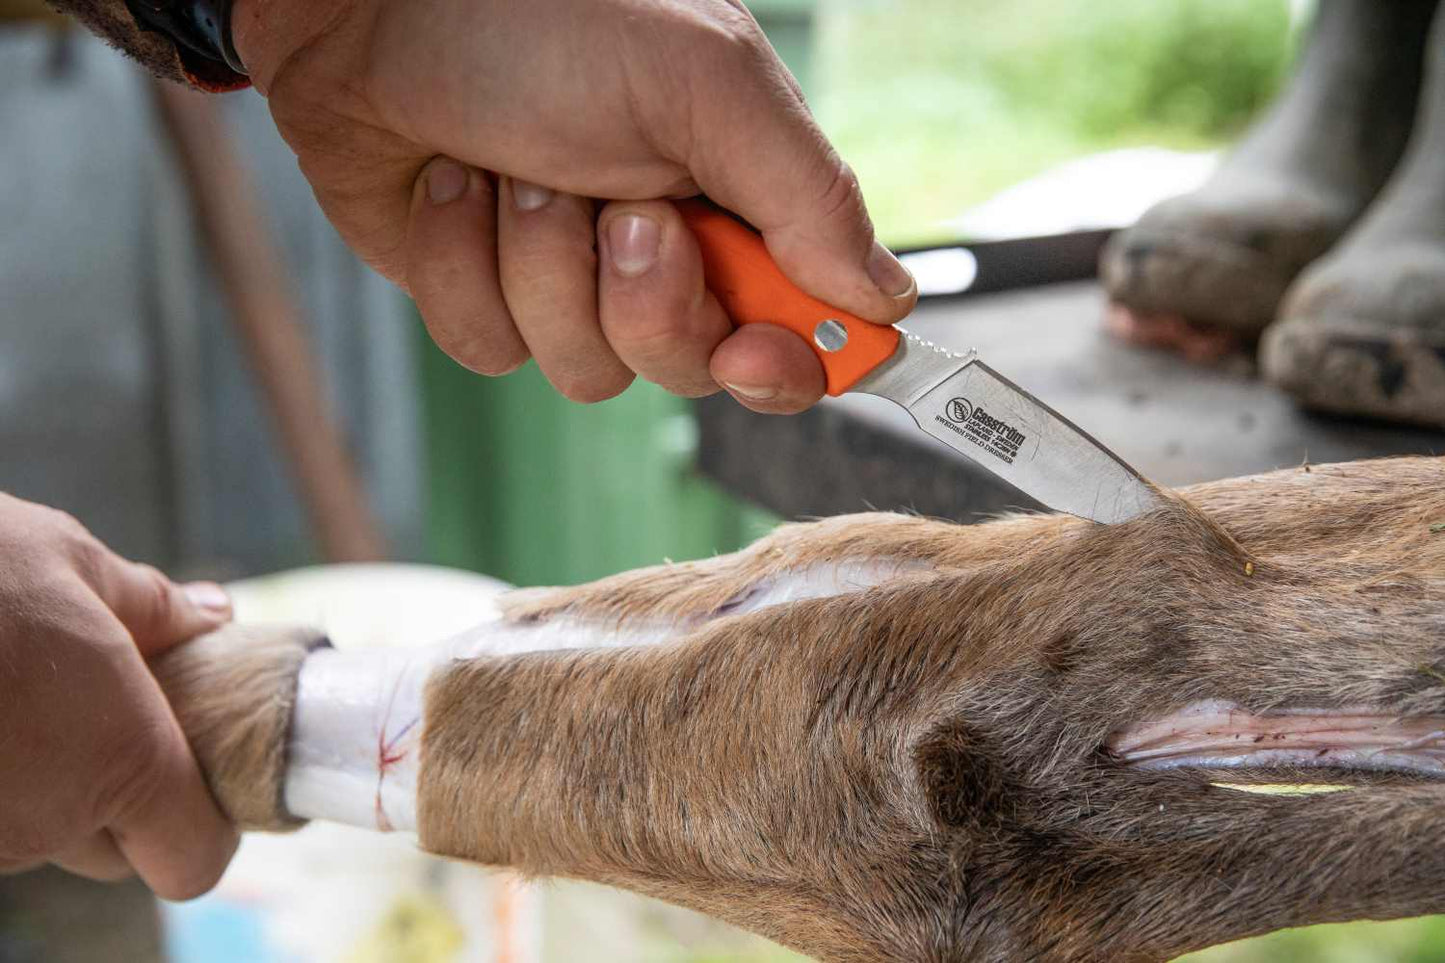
676;199;1165;525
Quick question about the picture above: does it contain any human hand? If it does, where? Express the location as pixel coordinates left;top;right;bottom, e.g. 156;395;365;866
0;494;238;898
230;0;917;413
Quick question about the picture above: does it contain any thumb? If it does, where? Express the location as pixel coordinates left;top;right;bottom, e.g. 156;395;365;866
84;551;233;656
680;23;916;325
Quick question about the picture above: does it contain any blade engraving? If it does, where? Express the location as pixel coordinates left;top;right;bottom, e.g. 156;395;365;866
855;334;1164;524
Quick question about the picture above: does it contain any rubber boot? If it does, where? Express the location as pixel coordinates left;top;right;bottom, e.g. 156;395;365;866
1099;0;1437;359
1262;5;1445;429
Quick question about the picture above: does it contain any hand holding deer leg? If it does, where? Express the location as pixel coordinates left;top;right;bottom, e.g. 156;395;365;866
0;493;237;898
156;457;1445;961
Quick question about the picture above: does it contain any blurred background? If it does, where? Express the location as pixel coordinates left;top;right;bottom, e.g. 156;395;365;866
3;0;1438;960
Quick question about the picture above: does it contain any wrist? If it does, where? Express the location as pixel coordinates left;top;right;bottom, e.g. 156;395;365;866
229;0;351;94
228;0;280;91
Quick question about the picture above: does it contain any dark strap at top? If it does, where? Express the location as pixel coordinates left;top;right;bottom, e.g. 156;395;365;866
123;0;246;77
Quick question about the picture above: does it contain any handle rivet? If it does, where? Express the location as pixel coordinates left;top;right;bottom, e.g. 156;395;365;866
813;319;848;353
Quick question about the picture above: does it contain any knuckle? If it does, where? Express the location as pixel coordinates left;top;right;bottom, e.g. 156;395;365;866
654;2;776;111
690;3;769;63
0;826;55;868
670;7;801;118
102;725;174;828
464;344;531;378
813;159;867;230
659;380;721;400
44;507;95;551
50;520;107;583
552;370;633;404
157;850;229;902
40;505;88;537
423;318;530;377
605;297;711;357
132;565;178;632
412;255;481;306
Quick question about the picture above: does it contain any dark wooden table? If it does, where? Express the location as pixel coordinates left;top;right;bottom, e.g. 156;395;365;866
697;281;1444;522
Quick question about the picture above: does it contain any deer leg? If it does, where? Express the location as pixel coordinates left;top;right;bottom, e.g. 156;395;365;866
152;607;923;960
151;457;1445;963
150;508;957;837
972;781;1445;962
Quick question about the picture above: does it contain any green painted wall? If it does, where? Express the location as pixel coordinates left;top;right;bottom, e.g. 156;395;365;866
421;344;776;586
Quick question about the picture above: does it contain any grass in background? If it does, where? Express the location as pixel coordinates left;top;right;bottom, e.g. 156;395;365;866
813;0;1295;245
1181;917;1445;963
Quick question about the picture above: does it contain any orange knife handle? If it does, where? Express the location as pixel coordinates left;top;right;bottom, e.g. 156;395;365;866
676;198;900;396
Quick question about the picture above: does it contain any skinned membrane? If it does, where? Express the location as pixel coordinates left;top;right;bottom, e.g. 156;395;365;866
1110;699;1445;777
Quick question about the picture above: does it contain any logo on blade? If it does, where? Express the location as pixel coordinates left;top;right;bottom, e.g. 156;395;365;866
945;398;973;424
933;396;1028;465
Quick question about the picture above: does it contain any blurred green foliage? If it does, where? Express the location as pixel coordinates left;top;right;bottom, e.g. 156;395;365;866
813;0;1295;245
1003;1;1294;138
1183;916;1445;963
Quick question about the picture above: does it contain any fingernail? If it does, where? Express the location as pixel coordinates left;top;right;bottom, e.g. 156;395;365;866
867;240;915;299
183;581;232;617
427;158;469;206
607;213;661;277
510;178;553;212
724;382;779;402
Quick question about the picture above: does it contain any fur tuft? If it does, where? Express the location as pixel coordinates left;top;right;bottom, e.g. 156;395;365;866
152;623;327;831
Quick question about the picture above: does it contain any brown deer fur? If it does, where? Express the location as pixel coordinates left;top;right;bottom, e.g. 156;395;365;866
163;457;1445;961
152;623;327;831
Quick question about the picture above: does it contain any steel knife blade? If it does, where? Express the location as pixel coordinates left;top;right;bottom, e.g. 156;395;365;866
677;198;1166;524
851;330;1163;524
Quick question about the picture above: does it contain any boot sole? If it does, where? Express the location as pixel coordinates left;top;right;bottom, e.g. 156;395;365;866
1100;228;1298;335
1262;316;1445;429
